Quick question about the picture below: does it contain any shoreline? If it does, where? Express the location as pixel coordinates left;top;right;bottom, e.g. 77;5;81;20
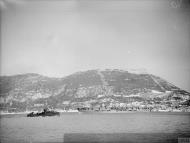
1;110;190;115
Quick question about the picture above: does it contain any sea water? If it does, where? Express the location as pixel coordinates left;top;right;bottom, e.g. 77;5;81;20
0;112;190;143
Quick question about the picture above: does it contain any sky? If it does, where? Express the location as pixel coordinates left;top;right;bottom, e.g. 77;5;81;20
0;0;190;91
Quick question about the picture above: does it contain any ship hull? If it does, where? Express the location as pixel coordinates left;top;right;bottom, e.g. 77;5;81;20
27;111;60;117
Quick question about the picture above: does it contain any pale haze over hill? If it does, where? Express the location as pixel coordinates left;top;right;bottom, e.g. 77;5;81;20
1;0;190;91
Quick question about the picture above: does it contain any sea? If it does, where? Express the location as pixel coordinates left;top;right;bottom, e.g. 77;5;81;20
0;112;190;143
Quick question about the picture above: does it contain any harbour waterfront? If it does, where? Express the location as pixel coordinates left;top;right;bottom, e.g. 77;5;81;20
0;112;190;143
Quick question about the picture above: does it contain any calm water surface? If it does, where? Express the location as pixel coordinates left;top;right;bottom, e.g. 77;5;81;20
0;112;190;143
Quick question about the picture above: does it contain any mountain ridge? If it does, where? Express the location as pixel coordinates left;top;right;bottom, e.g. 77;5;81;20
0;69;189;112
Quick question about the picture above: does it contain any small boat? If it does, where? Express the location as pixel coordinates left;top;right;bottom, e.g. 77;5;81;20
27;108;60;117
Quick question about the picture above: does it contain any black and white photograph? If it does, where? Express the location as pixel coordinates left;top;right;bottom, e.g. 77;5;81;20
0;0;190;142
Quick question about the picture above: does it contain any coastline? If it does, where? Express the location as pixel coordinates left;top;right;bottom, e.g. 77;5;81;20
1;109;190;115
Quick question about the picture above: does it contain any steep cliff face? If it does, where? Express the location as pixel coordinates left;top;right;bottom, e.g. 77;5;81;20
0;69;189;112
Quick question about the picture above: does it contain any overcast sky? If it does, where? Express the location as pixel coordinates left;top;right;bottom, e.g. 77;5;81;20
1;0;190;91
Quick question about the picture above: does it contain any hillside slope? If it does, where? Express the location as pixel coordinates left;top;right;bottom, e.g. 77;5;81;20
0;69;189;112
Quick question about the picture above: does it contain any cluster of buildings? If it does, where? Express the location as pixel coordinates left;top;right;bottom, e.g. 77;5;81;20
76;100;190;112
1;89;190;113
69;91;190;112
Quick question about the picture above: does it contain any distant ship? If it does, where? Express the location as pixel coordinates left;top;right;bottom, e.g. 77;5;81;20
27;108;60;117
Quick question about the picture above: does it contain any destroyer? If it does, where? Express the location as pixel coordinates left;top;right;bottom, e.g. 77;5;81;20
27;108;60;117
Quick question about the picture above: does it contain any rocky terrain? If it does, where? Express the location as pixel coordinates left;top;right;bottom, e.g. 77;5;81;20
0;69;190;112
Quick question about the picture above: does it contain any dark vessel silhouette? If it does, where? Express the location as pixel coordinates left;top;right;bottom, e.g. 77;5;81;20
27;108;60;117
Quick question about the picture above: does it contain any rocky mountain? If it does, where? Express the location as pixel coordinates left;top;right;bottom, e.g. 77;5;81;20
0;69;189;112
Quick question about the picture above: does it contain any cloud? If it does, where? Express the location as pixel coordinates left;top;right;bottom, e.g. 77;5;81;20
0;0;6;9
0;0;25;10
170;0;190;9
43;33;60;49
